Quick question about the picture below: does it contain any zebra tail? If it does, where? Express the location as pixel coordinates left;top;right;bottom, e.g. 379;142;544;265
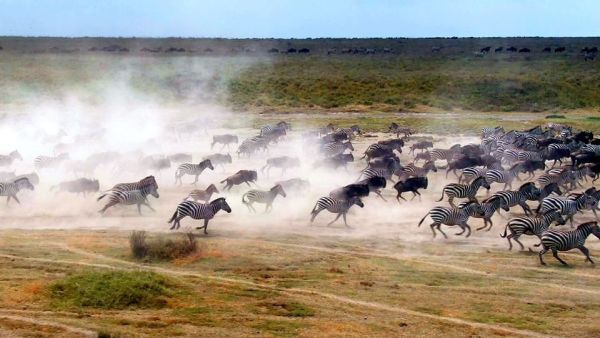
435;189;445;202
418;212;430;227
500;223;509;238
167;210;177;224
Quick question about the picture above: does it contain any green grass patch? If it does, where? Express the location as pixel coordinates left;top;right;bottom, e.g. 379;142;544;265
546;114;566;119
129;231;198;261
49;270;175;309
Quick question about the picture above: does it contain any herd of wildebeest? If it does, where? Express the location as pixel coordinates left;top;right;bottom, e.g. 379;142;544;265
2;120;600;266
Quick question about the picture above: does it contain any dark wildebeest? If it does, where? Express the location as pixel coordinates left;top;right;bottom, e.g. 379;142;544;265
542;47;551;53
494;47;503;53
480;46;491;53
356;176;387;200
554;46;566;53
221;170;258;191
446;156;484;178
393;177;428;201
319;153;354;170
262;156;301;176
51;178;100;196
211;134;239;149
410;141;433;154
329;184;370;200
519;48;531;53
506;46;517;52
520;160;546;179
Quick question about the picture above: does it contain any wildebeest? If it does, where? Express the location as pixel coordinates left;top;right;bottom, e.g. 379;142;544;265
51;178;100;196
542;47;551;53
221;170;258;191
329;184;370;200
356;176;387;200
409;141;433;154
168;153;193;163
506;46;517;52
519;48;531;53
203;153;232;170
494;47;503;53
393;177;428;201
262;156;300;176
555;46;566;53
275;178;310;192
318;153;354;170
184;184;219;202
211;134;239;149
480;46;491;53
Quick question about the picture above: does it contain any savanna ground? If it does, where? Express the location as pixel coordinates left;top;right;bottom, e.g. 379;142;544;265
1;37;600;337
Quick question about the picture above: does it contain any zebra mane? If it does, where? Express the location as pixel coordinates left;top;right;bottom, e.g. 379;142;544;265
577;221;598;231
199;159;212;166
13;177;30;185
518;182;535;191
270;184;283;191
210;197;226;205
139;176;157;188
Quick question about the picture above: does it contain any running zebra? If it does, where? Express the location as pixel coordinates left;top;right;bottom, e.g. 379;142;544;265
0;177;34;204
168;197;232;234
492;185;534;216
539;221;600;266
358;166;394;182
458;166;488;184
98;189;159;215
429;145;461;163
396;161;437;180
501;211;565;251
485;163;523;190
481;126;504;139
537;193;595;226
409;140;433;154
388;123;412;138
310;196;364;227
260;121;291;137
237;136;269;157
537;168;575;189
0;150;23;167
175;160;214;185
99;176;158;195
321;141;354;157
34;153;69;170
242;184;287;213
336;125;361;139
437;176;490;207
581;144;600;155
472;196;509;231
418;201;484;238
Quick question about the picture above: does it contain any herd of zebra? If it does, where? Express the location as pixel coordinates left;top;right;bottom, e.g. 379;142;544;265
1;120;600;266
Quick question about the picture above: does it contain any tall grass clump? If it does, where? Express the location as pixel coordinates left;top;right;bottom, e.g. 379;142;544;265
129;231;198;261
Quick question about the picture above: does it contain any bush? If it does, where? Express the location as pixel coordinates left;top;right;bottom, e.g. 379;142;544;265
49;271;172;309
129;231;198;261
546;114;566;119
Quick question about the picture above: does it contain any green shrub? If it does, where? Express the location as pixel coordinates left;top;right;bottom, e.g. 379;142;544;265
546;114;566;119
50;271;173;309
129;231;197;261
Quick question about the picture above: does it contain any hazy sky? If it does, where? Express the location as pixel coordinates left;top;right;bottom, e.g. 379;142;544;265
1;0;598;38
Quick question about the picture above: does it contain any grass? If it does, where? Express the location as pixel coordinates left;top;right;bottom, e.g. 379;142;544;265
49;270;174;309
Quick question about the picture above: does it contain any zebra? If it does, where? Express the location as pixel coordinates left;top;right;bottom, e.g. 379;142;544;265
202;153;232;170
0;150;23;167
481;126;504;139
184;184;219;203
537;168;575;189
168;197;232;234
492;186;535;216
501;211;565;251
458;166;488;184
34;153;69;170
310;196;364;227
241;184;287;213
336;125;361;139
469;196;509;231
437;176;490;207
0;177;34;204
539;221;600;266
100;176;158;195
388;123;412;138
523;182;562;205
98;188;159;215
537;193;595;226
260;121;291;137
395;161;437;181
321;141;354;157
581;144;600;155
175;160;214;185
358;166;394;182
429;145;461;163
237;136;269;157
418;201;484;238
485;162;523;190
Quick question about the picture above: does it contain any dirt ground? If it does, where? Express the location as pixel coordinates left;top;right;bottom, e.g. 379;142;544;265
1;128;599;337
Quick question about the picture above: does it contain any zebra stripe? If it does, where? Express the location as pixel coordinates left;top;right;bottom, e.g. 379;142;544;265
310;196;364;227
175;160;214;185
437;176;490;207
242;184;286;212
0;178;34;204
539;222;600;265
168;197;232;234
501;211;564;251
418;202;484;238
